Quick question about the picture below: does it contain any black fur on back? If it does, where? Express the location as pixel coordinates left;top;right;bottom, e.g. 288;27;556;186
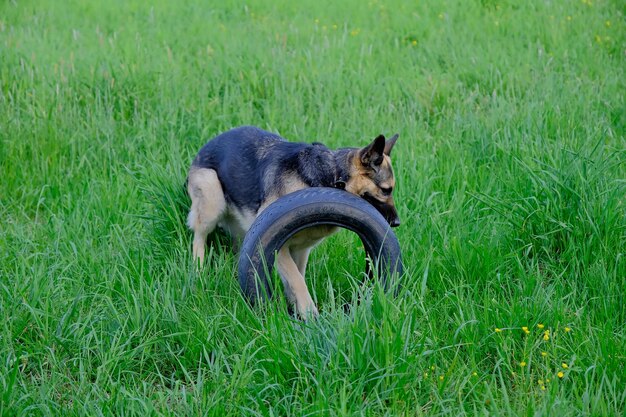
191;126;343;213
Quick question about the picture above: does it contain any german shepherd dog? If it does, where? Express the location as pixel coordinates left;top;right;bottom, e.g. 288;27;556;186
187;126;399;318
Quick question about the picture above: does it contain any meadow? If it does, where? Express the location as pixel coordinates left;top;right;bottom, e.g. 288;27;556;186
1;0;624;415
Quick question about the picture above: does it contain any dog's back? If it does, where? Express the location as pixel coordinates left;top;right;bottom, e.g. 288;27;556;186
191;126;337;215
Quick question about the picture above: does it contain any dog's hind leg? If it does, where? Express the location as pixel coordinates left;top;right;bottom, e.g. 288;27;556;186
187;168;226;265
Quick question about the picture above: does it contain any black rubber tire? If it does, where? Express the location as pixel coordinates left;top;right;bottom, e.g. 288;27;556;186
238;187;403;305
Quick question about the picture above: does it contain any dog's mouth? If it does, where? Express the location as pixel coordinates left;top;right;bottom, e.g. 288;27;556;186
363;193;401;228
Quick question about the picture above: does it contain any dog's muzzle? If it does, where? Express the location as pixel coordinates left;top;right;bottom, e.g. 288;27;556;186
363;193;401;228
389;216;401;228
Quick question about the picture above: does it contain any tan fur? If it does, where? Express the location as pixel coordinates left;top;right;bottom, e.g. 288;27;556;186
288;225;339;273
275;225;339;319
218;208;256;240
187;168;226;264
276;246;317;317
258;177;331;319
345;153;396;207
257;176;308;215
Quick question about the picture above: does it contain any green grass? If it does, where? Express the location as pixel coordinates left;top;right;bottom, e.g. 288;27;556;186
1;0;624;415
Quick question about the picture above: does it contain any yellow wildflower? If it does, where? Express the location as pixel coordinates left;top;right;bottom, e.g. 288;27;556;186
564;327;571;333
495;328;502;333
543;333;550;341
541;351;548;357
520;361;527;367
562;363;568;369
522;326;530;334
540;385;546;391
411;40;417;46
439;375;444;381
537;324;545;329
472;372;478;377
557;371;564;378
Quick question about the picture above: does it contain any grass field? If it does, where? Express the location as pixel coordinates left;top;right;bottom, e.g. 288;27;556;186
1;0;625;415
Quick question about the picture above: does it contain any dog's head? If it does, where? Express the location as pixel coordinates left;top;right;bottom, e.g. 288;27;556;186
342;134;400;227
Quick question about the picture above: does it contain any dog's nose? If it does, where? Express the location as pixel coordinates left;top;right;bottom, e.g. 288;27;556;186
390;217;400;228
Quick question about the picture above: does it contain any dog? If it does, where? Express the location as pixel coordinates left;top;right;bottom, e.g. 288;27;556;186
187;126;400;318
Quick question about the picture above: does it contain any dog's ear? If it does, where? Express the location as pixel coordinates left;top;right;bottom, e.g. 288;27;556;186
384;133;399;156
360;134;386;167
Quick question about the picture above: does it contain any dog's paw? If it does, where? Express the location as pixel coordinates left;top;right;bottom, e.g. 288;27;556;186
192;254;206;272
297;300;319;321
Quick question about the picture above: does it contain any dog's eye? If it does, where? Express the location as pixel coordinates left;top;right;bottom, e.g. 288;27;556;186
380;186;393;196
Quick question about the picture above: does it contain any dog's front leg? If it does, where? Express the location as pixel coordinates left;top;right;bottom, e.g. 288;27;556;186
276;246;318;320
